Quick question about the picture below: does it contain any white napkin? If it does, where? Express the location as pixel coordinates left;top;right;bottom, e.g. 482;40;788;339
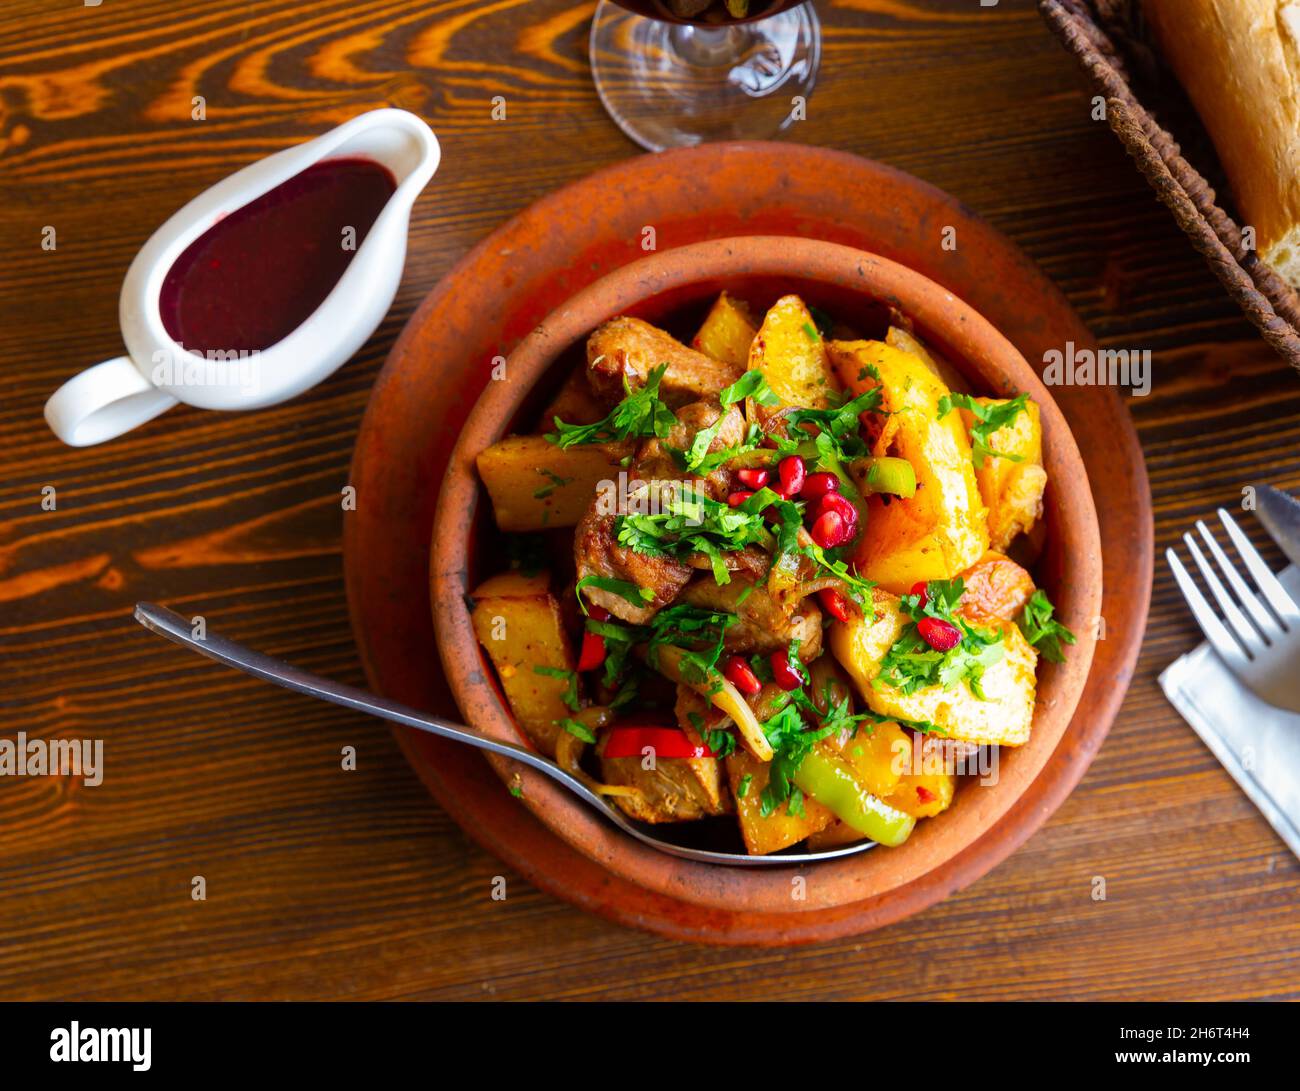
1159;565;1300;861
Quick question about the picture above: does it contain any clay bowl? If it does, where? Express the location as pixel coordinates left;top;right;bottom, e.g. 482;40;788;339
430;236;1102;917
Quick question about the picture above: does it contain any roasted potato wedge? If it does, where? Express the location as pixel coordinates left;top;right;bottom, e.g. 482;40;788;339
477;435;632;532
692;291;758;368
831;720;912;799
959;397;1048;552
587;316;741;408
726;750;835;855
829;588;1038;747
748;294;837;420
883;772;956;818
469;570;576;755
828;340;989;594
885;325;970;394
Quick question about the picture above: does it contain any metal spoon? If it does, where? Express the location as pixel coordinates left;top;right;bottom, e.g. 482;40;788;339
133;603;876;867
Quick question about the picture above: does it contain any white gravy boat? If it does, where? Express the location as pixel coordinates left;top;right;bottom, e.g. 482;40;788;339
45;108;440;446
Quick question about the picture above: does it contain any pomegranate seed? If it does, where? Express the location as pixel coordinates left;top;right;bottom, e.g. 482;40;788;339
816;491;856;524
723;655;762;696
916;785;937;804
801;471;839;500
813;494;857;546
778;456;806;498
577;630;607;671
588;602;611;622
770;649;805;691
910;581;929;609
810;509;846;549
736;467;771;489
818;588;852;623
918;616;962;652
727;490;755;508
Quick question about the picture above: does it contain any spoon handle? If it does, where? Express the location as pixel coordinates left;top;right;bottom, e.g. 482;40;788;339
132;602;580;787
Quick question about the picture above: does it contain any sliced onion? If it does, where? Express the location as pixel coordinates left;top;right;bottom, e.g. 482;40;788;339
648;644;773;762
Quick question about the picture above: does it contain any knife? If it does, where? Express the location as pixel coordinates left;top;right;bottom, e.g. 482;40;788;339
1256;485;1300;569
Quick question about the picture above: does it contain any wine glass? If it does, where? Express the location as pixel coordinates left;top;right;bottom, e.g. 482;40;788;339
589;0;821;152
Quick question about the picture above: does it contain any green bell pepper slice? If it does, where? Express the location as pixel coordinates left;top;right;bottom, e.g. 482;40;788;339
792;748;916;847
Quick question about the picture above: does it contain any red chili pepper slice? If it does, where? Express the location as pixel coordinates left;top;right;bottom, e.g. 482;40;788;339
602;726;715;760
577;629;606;671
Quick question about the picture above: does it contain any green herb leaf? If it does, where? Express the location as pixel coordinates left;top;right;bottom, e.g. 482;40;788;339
532;467;575;499
770;387;883;463
557;718;596;744
875;578;1005;697
533;665;580;711
674;372;777;475
647;604;737;685
616;488;774;584
1018;589;1077;663
547;364;676;448
575;575;655;612
737;487;876;608
936;392;1030;469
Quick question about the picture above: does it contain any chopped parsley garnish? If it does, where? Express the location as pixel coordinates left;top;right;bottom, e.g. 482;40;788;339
616;488;773;585
936;392;1030;468
646;604;736;685
740;487;875;608
575;575;655;612
688;711;738;759
875;578;1004;698
557;717;596;744
735;773;753;798
801;321;820;343
533;665;579;711
532;467;574;499
770;387;883;463
704;727;737;758
585;616;642;692
1018;589;1077;663
674;371;777;475
758;697;836;817
547;364;676;448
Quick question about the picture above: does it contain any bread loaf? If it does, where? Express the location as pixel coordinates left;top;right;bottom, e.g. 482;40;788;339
1145;0;1300;287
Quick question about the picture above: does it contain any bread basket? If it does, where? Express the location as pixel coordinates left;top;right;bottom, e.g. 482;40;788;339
1040;0;1300;374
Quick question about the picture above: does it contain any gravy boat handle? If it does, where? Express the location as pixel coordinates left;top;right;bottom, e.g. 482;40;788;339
45;356;178;447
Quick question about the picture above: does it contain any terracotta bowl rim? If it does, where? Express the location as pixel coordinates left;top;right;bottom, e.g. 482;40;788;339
430;234;1102;915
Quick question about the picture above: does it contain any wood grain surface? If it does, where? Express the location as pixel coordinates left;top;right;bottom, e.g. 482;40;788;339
1;0;1297;1000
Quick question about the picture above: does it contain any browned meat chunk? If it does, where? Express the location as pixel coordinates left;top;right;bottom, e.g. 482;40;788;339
681;576;823;660
598;709;731;824
587;317;742;408
634;399;745;501
574;506;692;624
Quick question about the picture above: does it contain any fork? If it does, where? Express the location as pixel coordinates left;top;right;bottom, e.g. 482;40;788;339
1166;509;1300;714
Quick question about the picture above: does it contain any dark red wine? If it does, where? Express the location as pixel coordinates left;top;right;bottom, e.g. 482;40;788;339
610;0;798;25
159;157;396;354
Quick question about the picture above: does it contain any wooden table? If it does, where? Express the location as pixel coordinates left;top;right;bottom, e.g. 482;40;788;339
3;0;1297;1001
